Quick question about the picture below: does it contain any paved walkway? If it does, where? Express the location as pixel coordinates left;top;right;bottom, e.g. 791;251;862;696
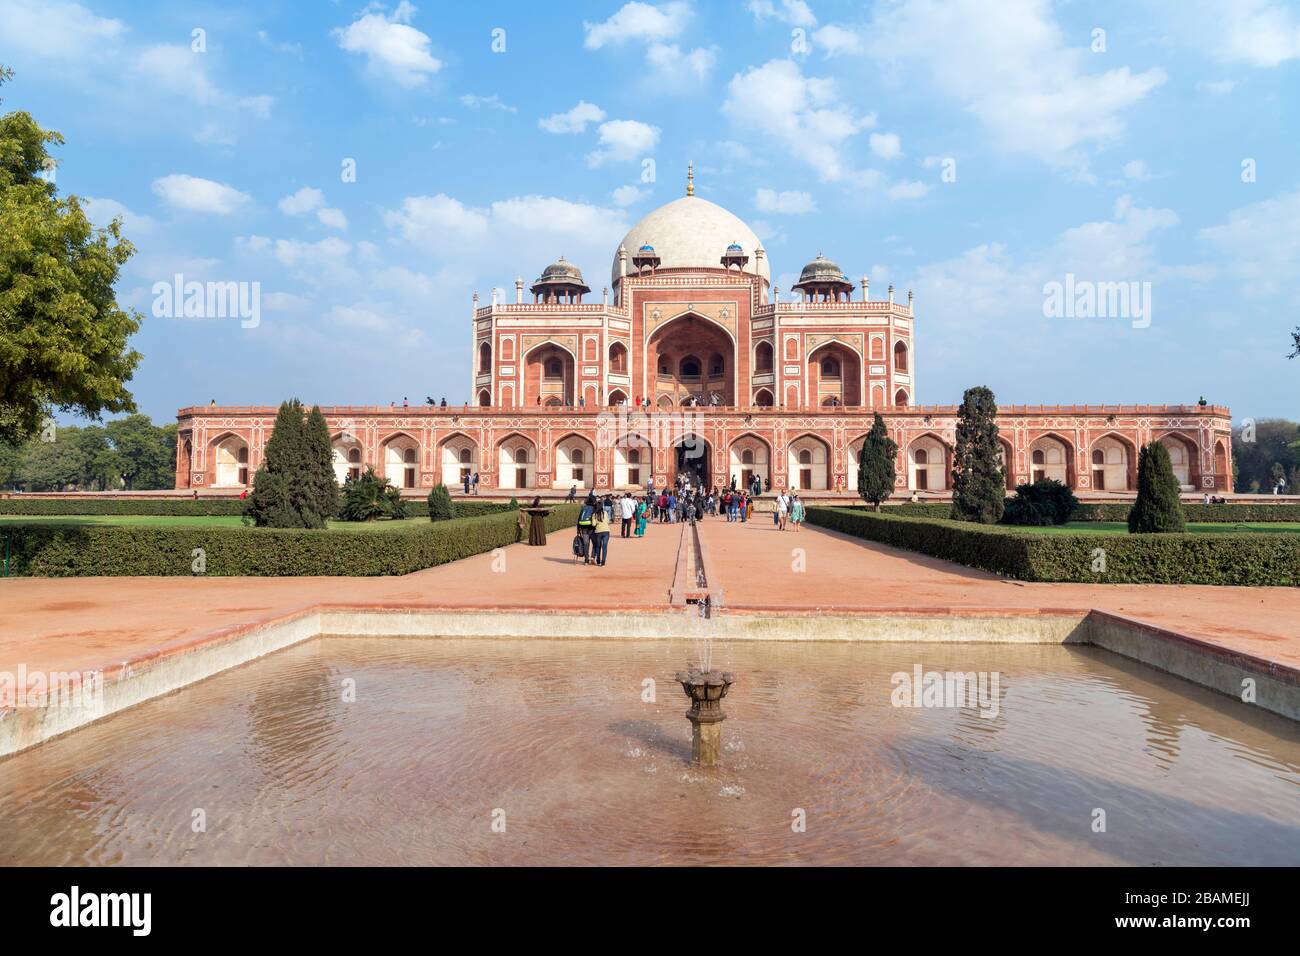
699;517;1300;668
3;514;1299;677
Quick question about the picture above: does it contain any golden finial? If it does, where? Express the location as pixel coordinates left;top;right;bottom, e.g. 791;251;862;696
686;161;694;196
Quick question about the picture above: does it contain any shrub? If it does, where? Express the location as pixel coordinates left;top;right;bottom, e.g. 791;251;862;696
1002;478;1079;526
1129;442;1186;533
338;468;407;521
427;484;456;521
805;507;1300;586
4;505;582;576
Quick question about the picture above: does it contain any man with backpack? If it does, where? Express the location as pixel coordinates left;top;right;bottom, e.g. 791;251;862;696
575;494;597;565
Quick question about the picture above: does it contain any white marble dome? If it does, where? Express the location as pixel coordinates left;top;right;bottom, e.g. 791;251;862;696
613;195;768;286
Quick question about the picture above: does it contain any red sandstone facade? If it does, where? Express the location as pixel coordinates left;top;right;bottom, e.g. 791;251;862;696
175;181;1233;496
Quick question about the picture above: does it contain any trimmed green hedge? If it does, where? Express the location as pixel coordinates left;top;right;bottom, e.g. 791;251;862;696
0;498;248;516
807;507;1300;586
0;497;511;519
3;504;580;577
870;501;1300;523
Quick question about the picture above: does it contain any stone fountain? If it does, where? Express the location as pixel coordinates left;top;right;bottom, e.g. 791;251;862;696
675;667;735;766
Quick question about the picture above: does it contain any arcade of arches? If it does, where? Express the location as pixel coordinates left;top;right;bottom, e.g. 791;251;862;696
647;315;734;407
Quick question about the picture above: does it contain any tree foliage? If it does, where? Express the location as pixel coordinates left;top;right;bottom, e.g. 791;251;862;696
0;67;143;445
1232;418;1299;493
245;400;337;528
427;483;456;521
856;412;898;511
1128;441;1186;533
1002;478;1079;526
0;414;176;490
950;386;1005;524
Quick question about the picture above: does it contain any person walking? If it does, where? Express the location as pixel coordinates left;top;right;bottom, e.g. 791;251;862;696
667;490;678;523
592;500;611;566
462;473;471;496
471;472;479;495
790;494;805;532
635;496;649;537
567;484;578;503
577;494;597;565
777;490;790;531
619;492;636;537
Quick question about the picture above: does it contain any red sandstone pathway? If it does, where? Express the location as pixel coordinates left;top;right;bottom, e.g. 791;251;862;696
699;517;1300;669
3;514;1299;677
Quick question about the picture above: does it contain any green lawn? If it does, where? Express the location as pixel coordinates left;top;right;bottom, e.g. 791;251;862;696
0;514;430;532
1013;521;1300;535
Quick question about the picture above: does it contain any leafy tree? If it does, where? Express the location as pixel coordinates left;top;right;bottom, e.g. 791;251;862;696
1002;478;1079;526
856;412;898;511
427;483;455;521
105;414;174;489
339;467;407;521
1128;441;1186;533
0;67;142;445
246;400;329;528
1289;327;1299;360
1232;419;1300;493
950;386;1005;524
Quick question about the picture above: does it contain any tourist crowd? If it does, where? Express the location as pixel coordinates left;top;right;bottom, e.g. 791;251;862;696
570;474;807;567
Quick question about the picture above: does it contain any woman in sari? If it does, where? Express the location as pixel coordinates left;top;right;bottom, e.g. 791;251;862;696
634;496;649;537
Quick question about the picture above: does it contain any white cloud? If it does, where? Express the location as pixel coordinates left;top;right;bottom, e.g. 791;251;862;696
1200;187;1300;298
870;132;902;159
869;0;1165;176
152;174;251;215
0;0;125;58
747;0;817;27
887;180;929;200
1197;79;1237;94
334;4;442;88
1186;0;1300;67
585;119;661;167
279;187;325;216
1122;159;1153;181
722;59;873;181
461;93;516;112
383;193;629;282
276;189;347;230
611;185;650;206
646;43;719;84
539;101;606;134
384;195;490;252
317;208;348;231
584;1;691;49
813;24;862;57
82;197;155;234
754;188;817;214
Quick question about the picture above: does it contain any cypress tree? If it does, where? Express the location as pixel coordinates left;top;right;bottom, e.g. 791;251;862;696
857;412;898;511
303;405;339;522
245;399;329;528
1128;441;1186;533
950;386;1005;524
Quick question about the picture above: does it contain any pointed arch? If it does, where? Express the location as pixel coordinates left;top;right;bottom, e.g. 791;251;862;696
786;432;831;491
496;432;538;489
438;431;479;488
1028;432;1075;487
729;433;772;489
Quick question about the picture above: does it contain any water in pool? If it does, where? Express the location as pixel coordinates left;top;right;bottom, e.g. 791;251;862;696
1;637;1297;865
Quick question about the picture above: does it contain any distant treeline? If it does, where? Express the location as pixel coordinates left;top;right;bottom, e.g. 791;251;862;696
1233;419;1300;494
0;414;177;491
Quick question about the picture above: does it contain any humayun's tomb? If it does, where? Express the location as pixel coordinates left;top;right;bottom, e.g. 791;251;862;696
174;168;1232;497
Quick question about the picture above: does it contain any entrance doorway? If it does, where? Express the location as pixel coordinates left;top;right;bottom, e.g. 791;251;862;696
674;436;710;488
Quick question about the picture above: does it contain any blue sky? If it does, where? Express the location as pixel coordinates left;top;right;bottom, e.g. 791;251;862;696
3;0;1298;422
